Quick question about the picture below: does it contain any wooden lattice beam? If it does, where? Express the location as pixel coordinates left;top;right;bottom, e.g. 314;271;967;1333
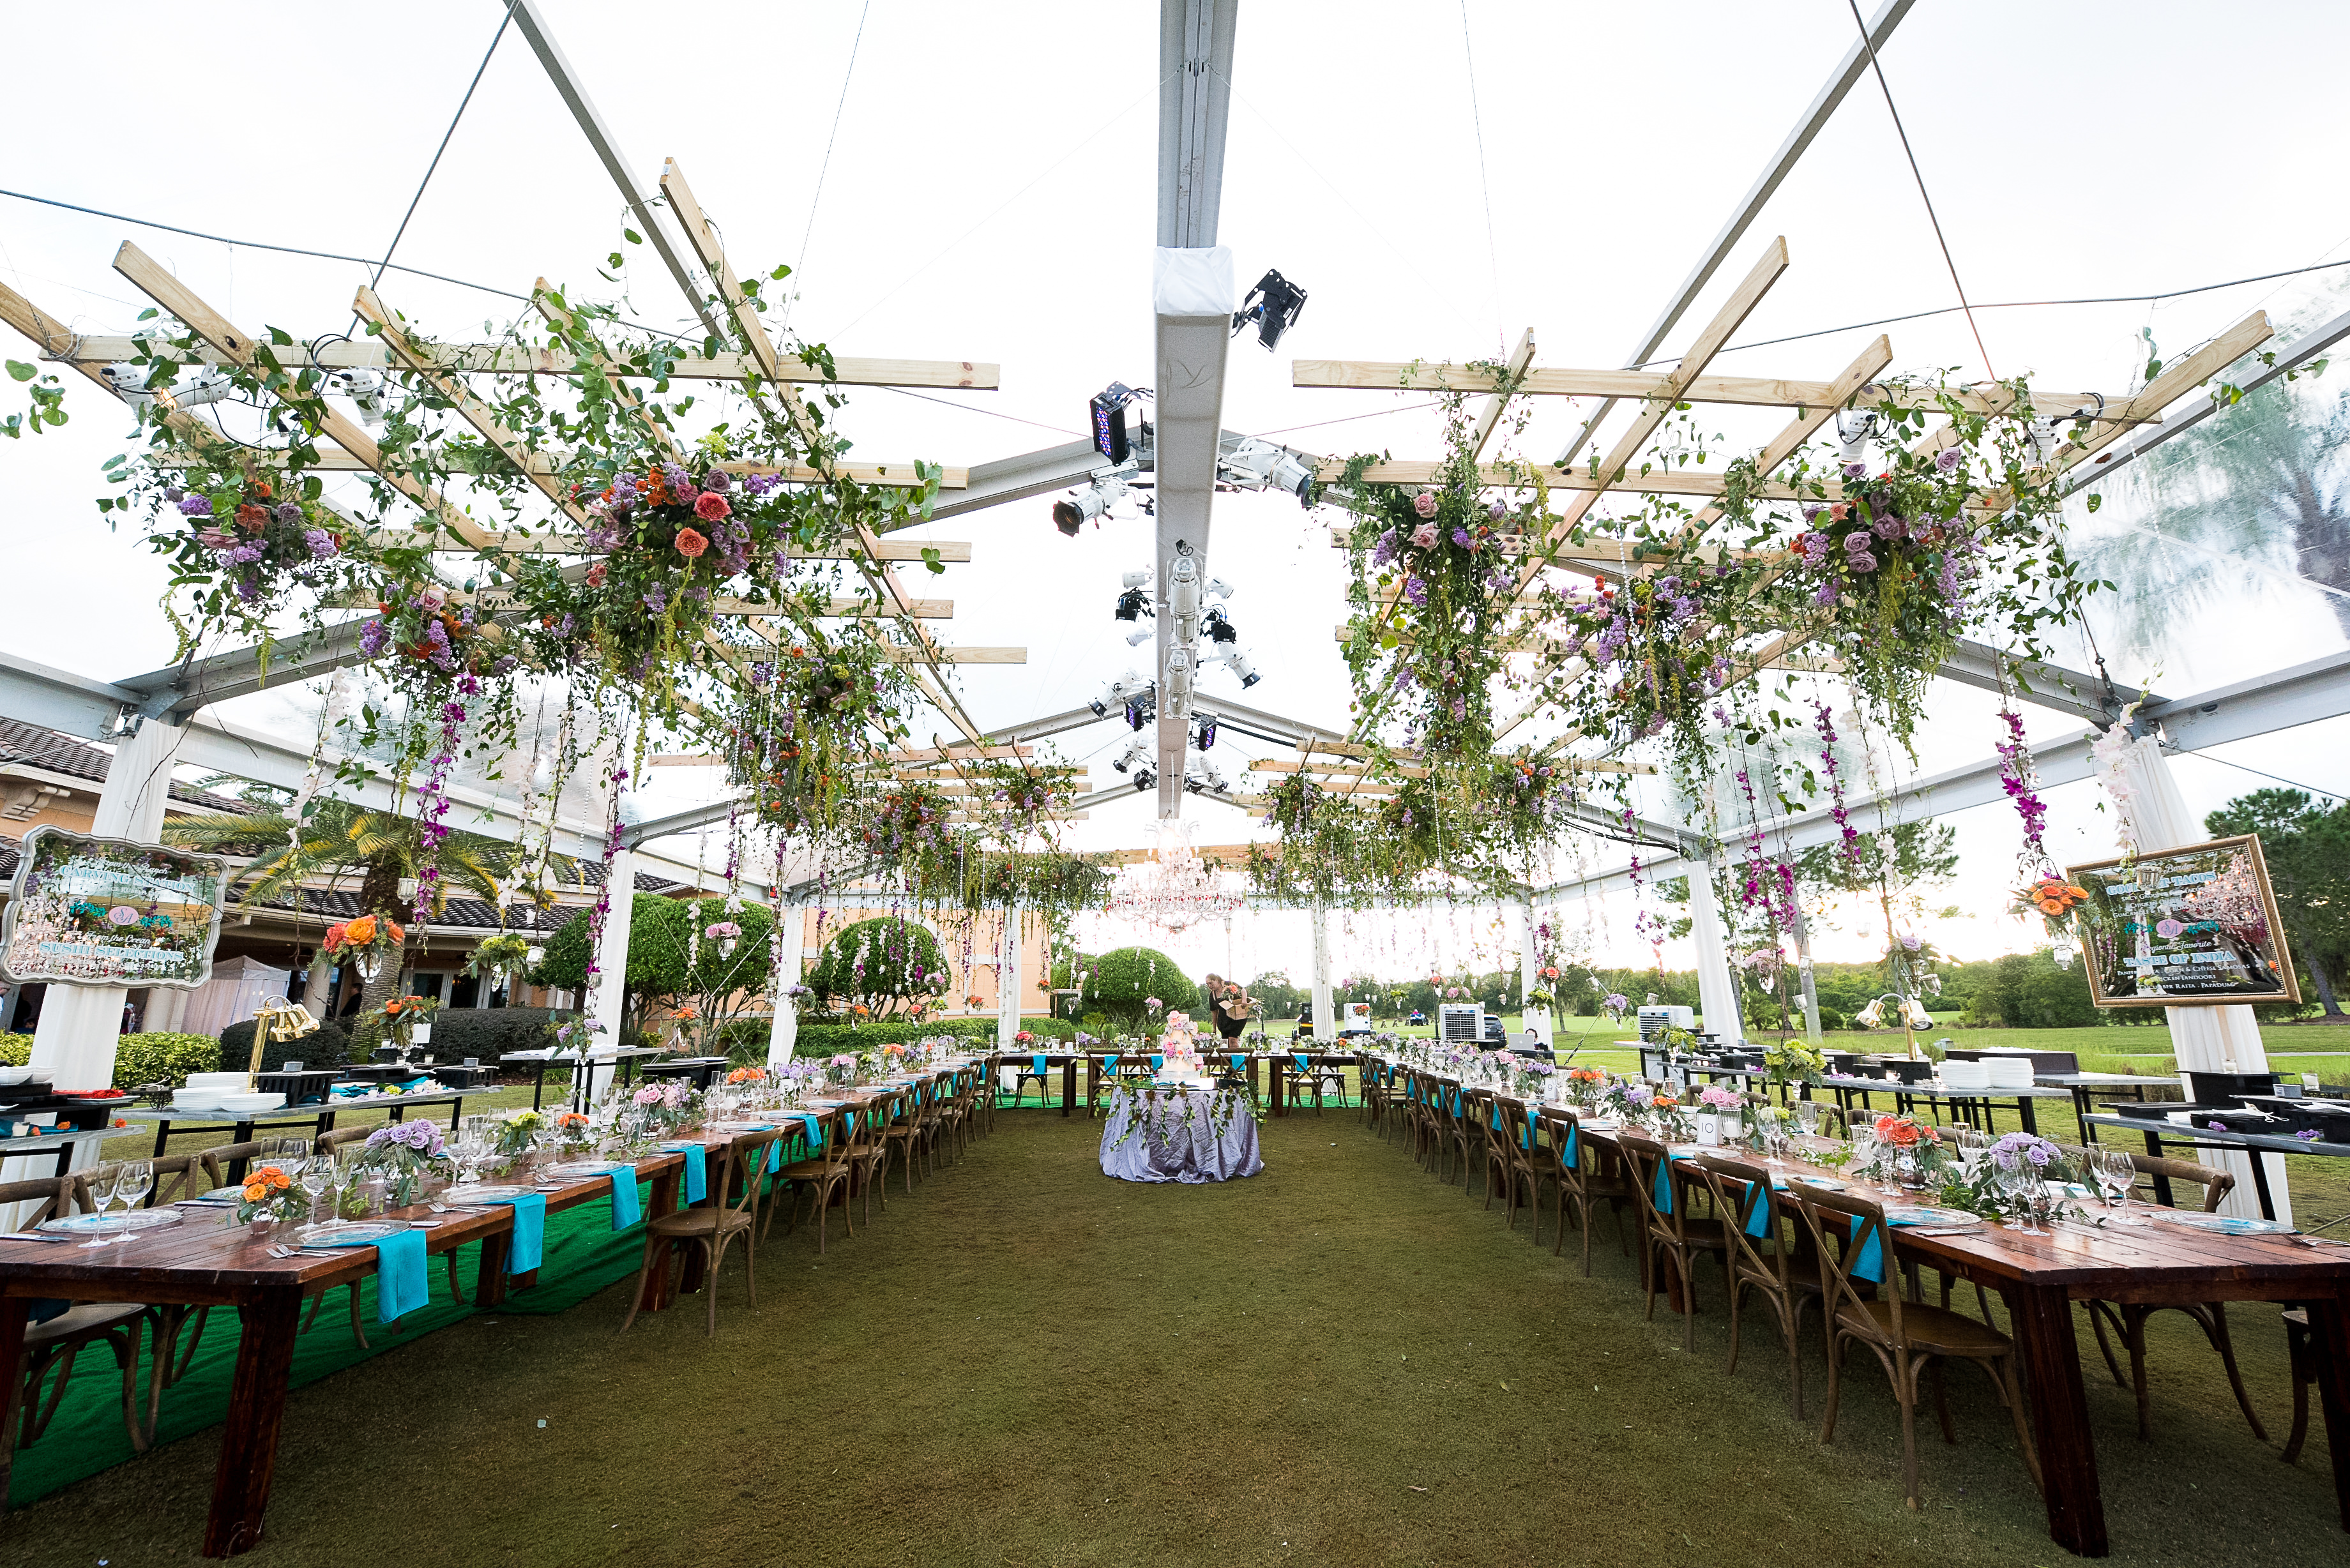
112;243;496;550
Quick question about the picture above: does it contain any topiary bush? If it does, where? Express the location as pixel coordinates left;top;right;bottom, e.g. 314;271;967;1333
1077;947;1199;1029
806;917;949;1016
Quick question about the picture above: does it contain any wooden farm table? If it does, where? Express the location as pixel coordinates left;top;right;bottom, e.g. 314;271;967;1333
1000;1052;1084;1116
1512;1101;2350;1557
0;1103;864;1557
1266;1049;1359;1117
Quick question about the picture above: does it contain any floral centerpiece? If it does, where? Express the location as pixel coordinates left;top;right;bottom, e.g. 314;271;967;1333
372;993;439;1053
628;1079;697;1135
1513;1058;1556;1101
467;931;537;984
825;1052;859;1088
360;1118;447;1207
234;1163;307;1228
1762;1037;1826;1088
494;1108;545;1158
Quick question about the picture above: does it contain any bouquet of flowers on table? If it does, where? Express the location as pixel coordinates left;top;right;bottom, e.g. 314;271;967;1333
359;1119;448;1207
234;1163;307;1227
628;1079;698;1138
1513;1058;1557;1102
494;1108;545;1159
1762;1037;1827;1088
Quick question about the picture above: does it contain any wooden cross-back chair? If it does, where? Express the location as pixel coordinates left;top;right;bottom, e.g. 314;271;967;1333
1618;1133;1732;1352
1794;1184;2039;1511
619;1129;781;1338
1694;1152;1823;1418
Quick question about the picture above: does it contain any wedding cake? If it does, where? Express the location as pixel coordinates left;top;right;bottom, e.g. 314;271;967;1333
1157;1010;1204;1076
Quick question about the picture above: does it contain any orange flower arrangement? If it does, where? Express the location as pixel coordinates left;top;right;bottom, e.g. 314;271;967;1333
556;1111;589;1131
724;1067;764;1085
2026;876;2090;918
881;1043;907;1057
1567;1067;1606;1084
1872;1113;1924;1148
239;1165;293;1204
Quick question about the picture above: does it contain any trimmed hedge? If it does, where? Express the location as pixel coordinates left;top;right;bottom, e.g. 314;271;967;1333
221;1019;352;1076
416;1007;569;1060
0;1031;221;1090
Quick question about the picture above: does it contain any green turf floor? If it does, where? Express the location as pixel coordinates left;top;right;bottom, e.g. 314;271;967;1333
2;1106;2341;1567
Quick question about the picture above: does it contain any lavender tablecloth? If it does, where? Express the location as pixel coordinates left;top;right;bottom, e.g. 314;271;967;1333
1098;1085;1263;1184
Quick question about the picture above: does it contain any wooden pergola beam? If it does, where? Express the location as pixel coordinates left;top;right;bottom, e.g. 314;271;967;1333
1292;358;2139;424
160;446;966;488
1317;458;1846;502
47;336;998;391
112;243;496;550
1466;328;1537;462
357;530;969;562
708;596;953;619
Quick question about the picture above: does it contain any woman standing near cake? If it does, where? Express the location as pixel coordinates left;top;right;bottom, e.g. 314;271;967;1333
1206;974;1252;1043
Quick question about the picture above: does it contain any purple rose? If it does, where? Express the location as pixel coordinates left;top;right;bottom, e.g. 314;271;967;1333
1846;550;1879;573
700;469;731;493
1842;531;1872;553
1842;461;1866;478
1872;514;1906;541
1935;446;1962;472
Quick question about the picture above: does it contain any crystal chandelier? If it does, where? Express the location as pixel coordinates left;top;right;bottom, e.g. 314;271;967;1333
1107;820;1243;932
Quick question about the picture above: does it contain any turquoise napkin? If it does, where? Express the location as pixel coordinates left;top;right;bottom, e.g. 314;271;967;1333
1152;1054;1165;1072
798;1113;822;1153
1849;1219;1885;1283
1230;1054;1246;1073
1031;1053;1047;1073
1103;1054;1120;1072
606;1164;641;1229
1652;1159;1674;1216
1742;1182;1774;1240
487;1192;545;1274
1561;1121;1579;1170
374;1228;428;1322
1293;1053;1310;1073
678;1143;707;1203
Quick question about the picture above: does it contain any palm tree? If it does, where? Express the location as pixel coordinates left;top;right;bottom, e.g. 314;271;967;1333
163;800;575;1020
2079;306;2350;652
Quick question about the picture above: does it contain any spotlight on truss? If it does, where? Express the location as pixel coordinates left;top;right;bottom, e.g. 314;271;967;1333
1232;268;1307;351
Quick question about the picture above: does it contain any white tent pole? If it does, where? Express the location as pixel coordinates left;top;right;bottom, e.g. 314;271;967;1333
1686;858;1745;1048
996;907;1022;1049
1309;903;1334;1044
582;846;636;1107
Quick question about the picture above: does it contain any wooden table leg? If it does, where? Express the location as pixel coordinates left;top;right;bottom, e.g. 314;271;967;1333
203;1289;301;1557
2010;1281;2107;1557
1270;1057;1286;1118
474;1232;511;1309
0;1296;29;1510
1061;1059;1076;1118
2310;1288;2350;1532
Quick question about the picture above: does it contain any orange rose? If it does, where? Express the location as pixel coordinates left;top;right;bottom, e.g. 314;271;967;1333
241;1182;266;1202
346;915;377;947
674;527;709;559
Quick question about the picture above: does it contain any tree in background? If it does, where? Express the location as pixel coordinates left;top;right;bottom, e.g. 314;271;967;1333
1248;971;1302;1020
805;917;950;1020
533;893;777;1044
2206;788;2350;1020
1079;947;1199;1030
1958;951;2098;1029
2081;310;2349;650
168;799;572;1022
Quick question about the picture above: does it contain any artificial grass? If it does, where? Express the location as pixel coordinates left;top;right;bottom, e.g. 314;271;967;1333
1;1105;2340;1567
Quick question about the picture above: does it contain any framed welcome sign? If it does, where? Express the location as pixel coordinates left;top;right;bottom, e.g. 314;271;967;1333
2066;834;2298;1009
0;827;231;989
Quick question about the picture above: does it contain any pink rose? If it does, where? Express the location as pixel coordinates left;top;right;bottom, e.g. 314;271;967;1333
1410;522;1439;549
1413;492;1438;519
692;492;731;523
586;561;608;587
673;527;709;559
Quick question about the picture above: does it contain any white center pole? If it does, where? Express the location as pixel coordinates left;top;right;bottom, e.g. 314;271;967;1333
1687;858;1745;1048
996;907;1022;1049
1309;903;1334;1044
584;846;636;1106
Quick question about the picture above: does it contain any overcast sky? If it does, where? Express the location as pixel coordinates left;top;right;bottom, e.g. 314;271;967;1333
5;2;2348;984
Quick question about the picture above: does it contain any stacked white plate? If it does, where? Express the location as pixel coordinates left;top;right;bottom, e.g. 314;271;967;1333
1939;1059;1990;1090
1984;1057;2037;1090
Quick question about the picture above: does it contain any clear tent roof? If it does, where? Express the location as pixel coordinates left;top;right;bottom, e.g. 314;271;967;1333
6;1;2348;970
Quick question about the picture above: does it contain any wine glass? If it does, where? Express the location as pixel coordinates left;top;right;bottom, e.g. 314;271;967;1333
1794;1098;1821;1138
79;1163;121;1249
299;1154;333;1223
1955;1127;1990;1186
1998;1154;2047;1235
2094;1147;2139;1220
273;1137;310;1185
1849;1125;1879;1187
110;1161;153;1241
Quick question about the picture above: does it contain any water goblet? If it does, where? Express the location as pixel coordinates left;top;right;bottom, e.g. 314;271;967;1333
110;1161;154;1240
1998;1156;2047;1235
2094;1147;2139;1220
299;1156;333;1223
79;1162;122;1249
1794;1098;1821;1138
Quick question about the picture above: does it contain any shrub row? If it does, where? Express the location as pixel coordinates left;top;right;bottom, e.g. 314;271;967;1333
0;1031;222;1090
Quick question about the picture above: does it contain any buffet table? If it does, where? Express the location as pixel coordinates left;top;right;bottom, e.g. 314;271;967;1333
1097;1084;1262;1184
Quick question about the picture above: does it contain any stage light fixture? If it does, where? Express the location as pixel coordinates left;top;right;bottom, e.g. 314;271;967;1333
1089;381;1151;464
1089;670;1146;717
1218;438;1316;504
1194;717;1218;751
1203;607;1238;644
1205;578;1234;602
1053;469;1131;538
1232;268;1307;351
1125;628;1153;647
327;368;391;427
1132;765;1156;792
1114;586;1152;622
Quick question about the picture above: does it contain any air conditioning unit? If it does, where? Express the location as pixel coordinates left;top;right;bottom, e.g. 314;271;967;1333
1636;1004;1694;1042
1439;1003;1484;1043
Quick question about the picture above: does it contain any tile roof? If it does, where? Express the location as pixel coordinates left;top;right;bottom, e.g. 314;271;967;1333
0;717;255;815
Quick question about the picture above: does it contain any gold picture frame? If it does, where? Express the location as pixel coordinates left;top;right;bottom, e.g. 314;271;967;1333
2066;834;2299;1009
